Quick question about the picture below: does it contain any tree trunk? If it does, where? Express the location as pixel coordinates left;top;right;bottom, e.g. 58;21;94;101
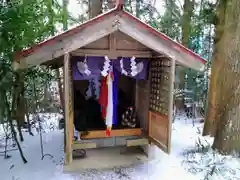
15;73;25;142
47;0;64;112
212;0;240;153
164;0;174;38
43;82;51;105
63;0;68;31
136;0;140;18
107;0;116;9
56;69;64;110
181;0;195;50
88;0;103;19
203;0;227;136
25;100;34;136
178;0;195;109
6;87;27;163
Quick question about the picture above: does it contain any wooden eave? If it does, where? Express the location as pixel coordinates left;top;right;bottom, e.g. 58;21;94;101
13;5;206;71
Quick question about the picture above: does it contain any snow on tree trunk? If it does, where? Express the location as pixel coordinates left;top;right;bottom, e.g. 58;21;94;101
203;0;227;136
212;0;240;153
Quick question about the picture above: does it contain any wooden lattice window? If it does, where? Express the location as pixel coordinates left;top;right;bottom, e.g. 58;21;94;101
149;59;171;115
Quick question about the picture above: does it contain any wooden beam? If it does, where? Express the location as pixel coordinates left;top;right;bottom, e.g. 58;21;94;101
109;33;117;58
80;128;142;139
109;33;117;51
71;49;152;58
64;52;73;165
167;58;176;154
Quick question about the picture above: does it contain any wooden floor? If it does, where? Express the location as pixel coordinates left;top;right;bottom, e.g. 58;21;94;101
80;128;142;139
64;146;149;172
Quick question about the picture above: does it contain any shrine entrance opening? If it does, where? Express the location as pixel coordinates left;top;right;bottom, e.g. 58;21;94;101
72;56;143;139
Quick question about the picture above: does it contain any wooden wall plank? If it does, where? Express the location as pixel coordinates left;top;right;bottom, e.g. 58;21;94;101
115;31;149;51
148;111;168;152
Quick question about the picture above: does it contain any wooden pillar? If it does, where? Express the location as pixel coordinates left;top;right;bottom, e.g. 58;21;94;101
63;52;73;165
167;57;176;153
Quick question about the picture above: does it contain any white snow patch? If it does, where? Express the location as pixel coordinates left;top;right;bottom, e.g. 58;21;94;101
0;113;239;180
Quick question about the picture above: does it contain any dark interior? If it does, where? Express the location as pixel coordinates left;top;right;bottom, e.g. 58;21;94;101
73;73;139;131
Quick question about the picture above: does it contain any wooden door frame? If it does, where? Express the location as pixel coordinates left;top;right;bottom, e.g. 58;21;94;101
167;57;176;153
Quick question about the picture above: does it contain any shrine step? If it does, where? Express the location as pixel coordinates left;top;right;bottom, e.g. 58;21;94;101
72;141;97;150
64;146;149;172
126;138;149;147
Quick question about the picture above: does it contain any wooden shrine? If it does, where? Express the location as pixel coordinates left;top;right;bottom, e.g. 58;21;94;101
13;1;206;167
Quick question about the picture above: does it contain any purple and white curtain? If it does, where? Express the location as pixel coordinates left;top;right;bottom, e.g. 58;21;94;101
72;56;149;80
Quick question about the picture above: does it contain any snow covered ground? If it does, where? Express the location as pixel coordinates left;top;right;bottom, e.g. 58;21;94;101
0;113;240;180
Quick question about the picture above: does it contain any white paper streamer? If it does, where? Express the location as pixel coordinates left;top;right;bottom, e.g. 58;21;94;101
93;77;100;99
101;56;111;77
74;127;81;141
130;56;138;76
120;58;128;76
130;56;144;77
136;62;144;74
77;56;91;76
